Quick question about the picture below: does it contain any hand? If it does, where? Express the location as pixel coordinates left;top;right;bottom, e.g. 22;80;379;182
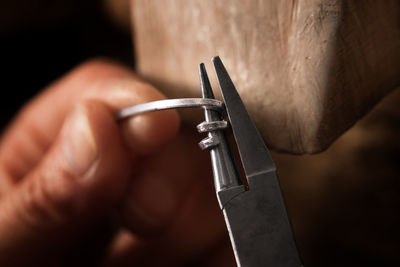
0;60;236;266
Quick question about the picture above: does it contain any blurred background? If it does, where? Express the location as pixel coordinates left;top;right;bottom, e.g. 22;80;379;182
0;1;399;266
0;0;133;129
275;88;400;266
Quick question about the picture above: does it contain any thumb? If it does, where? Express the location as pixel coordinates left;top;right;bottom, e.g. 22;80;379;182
0;100;132;265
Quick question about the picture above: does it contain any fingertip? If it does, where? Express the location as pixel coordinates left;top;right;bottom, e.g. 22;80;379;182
84;77;181;155
121;109;180;155
114;81;181;155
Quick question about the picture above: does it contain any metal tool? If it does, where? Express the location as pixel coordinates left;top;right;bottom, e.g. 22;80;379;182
198;56;302;267
116;56;302;267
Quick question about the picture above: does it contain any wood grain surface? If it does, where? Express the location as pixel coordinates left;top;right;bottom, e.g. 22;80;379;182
131;0;400;154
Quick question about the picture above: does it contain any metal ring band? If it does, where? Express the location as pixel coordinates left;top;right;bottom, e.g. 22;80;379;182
116;98;224;120
198;135;220;150
197;121;228;133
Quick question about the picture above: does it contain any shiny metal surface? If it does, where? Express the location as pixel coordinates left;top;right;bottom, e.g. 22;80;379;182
198;135;220;150
213;57;275;175
116;98;224;120
203;56;302;267
196;120;228;133
198;63;243;195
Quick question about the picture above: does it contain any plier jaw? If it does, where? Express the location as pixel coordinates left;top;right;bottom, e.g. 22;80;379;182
198;57;303;267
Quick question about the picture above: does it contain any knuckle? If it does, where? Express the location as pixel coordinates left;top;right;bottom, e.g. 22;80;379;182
17;170;82;230
73;58;131;83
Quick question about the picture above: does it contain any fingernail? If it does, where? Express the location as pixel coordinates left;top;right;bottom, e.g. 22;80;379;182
63;105;98;176
128;175;178;227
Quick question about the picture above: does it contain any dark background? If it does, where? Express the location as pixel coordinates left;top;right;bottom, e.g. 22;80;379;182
0;0;133;131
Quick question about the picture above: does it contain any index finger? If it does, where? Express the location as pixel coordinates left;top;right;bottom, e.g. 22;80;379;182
0;59;180;189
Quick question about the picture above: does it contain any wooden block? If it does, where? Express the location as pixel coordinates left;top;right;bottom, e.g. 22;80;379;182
131;0;400;154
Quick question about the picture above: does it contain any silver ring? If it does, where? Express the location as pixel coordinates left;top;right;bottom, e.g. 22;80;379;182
197;121;228;133
198;135;220;150
116;98;224;120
